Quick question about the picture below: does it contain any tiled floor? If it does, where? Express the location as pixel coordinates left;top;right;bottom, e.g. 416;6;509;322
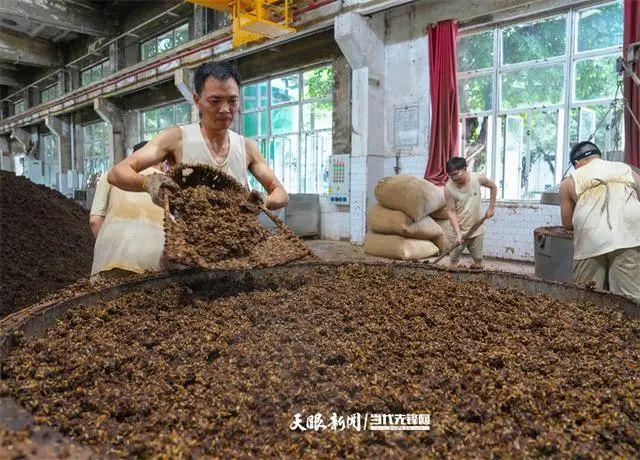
305;240;536;276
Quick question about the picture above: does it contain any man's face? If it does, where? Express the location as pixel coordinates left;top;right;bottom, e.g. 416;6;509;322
194;77;239;130
448;168;466;184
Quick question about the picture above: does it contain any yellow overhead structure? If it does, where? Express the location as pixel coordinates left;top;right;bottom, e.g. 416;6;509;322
187;0;296;47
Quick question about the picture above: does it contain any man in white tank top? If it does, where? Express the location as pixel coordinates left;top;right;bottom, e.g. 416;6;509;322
444;157;498;268
559;141;640;301
107;61;289;211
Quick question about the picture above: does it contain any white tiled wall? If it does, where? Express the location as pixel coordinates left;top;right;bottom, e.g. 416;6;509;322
484;202;562;261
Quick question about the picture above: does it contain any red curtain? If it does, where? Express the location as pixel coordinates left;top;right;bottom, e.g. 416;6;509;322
425;19;459;186
624;0;640;167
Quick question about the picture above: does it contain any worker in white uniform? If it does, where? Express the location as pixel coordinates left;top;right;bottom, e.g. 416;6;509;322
108;61;289;211
559;141;640;300
444;156;498;268
89;141;166;280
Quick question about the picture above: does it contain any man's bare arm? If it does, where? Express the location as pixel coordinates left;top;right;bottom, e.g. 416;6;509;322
479;175;498;218
246;139;289;210
107;127;180;191
559;177;576;230
445;188;463;243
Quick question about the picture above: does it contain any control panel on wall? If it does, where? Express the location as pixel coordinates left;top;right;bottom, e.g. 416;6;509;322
328;154;350;205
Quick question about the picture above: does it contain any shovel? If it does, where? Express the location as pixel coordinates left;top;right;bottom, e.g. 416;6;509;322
432;216;487;264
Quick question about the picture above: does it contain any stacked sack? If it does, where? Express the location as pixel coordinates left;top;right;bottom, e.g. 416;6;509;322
364;174;453;260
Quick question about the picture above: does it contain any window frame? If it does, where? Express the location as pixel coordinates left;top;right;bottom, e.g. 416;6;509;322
139;99;192;141
139;22;190;61
40;84;58;104
241;63;334;194
80;59;111;87
457;0;623;201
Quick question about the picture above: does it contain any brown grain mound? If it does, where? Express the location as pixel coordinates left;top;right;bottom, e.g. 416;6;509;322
0;171;93;318
163;164;312;270
2;264;638;458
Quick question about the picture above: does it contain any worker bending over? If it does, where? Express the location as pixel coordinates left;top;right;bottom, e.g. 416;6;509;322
90;141;166;280
108;61;288;211
444;157;498;268
559;141;640;300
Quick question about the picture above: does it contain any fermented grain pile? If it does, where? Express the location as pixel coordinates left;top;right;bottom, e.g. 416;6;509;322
0;171;93;318
2;264;638;458
163;164;312;269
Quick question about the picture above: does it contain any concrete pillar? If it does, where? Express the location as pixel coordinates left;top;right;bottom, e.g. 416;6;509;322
56;70;66;95
109;40;124;73
193;5;207;38
45;115;72;175
174;67;198;121
94;97;125;165
335;12;385;244
0;135;12;171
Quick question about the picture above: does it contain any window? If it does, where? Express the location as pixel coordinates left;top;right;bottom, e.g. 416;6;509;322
82;122;110;185
457;0;623;200
241;65;333;194
14;100;25;115
42;134;59;190
81;60;111;87
141;23;189;60
141;101;191;140
41;85;58;104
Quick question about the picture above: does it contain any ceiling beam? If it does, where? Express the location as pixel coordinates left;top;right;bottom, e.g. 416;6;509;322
0;69;28;87
0;0;118;37
0;31;61;68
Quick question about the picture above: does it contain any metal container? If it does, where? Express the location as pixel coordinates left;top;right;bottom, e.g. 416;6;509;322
0;262;637;448
534;226;574;283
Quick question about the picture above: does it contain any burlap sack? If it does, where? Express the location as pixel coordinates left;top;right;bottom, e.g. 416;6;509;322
436;219;456;249
430;206;450;220
363;232;439;260
367;205;444;241
375;174;445;221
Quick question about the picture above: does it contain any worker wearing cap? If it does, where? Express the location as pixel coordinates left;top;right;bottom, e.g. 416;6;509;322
559;141;640;300
89;141;166;280
444;157;498;268
107;61;288;212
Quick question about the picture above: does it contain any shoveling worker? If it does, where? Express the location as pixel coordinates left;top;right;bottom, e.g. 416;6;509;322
107;61;288;211
90;141;166;280
444;156;498;268
559;141;640;300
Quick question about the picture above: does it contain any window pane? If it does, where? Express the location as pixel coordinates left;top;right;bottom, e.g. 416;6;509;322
501;64;564;109
243;111;268;138
175;102;191;125
526;111;559;199
242;82;268;110
574;55;619;102
271;75;299;105
303;66;333;99
461;116;492;176
496;114;526;199
175;23;189;45
303;102;332;131
82;71;91;86
271;105;299;135
502;15;566;64
143;110;158;133
270;135;299;193
457;31;494;72
569;105;624;153
577;1;623;52
157;105;174;129
157;31;174;53
458;75;492;113
142;39;156;59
